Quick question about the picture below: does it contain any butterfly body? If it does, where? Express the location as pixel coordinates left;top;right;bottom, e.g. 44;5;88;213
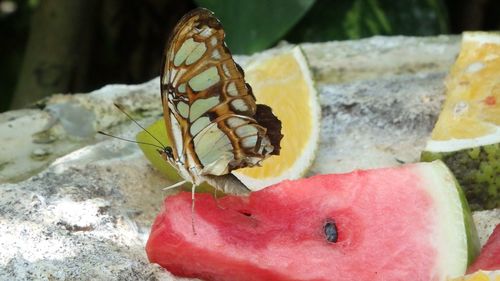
159;8;282;194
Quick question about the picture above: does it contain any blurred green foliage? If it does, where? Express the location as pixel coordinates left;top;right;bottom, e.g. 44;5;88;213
288;0;448;42
0;0;36;112
1;0;452;111
196;0;448;54
195;0;316;54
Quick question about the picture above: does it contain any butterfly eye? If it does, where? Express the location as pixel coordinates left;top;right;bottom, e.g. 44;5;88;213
157;147;174;159
164;147;174;158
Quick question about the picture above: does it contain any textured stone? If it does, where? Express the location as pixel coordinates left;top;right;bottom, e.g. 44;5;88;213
0;35;498;280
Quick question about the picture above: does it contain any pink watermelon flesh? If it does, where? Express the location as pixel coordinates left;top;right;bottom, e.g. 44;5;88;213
467;224;500;273
146;162;471;281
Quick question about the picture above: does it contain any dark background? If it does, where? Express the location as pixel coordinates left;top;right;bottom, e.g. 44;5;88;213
1;0;498;112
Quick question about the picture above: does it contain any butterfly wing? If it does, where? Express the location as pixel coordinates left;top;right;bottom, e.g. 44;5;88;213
160;8;282;187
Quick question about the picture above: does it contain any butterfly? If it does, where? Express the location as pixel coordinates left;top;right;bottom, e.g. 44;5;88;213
158;8;283;195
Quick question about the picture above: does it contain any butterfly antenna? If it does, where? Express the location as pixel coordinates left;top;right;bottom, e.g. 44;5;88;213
162;180;187;190
113;103;166;148
97;130;164;150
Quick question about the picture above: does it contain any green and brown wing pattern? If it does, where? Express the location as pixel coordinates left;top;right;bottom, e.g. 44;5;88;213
160;8;282;177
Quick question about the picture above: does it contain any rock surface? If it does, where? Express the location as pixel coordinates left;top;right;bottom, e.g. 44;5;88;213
0;35;498;280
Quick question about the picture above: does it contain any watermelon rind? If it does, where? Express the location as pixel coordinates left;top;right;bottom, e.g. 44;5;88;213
421;143;500;210
146;160;480;280
452;170;481;266
420;161;480;278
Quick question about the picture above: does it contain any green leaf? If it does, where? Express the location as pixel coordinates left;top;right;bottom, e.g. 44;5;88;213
286;0;448;42
194;0;315;54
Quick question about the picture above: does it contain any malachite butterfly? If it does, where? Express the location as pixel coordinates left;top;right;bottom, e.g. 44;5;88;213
158;8;282;195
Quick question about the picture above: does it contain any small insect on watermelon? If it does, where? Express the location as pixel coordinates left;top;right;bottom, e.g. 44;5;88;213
159;8;283;196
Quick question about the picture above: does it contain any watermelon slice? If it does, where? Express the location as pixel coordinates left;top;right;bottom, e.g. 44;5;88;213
146;161;479;281
467;224;500;273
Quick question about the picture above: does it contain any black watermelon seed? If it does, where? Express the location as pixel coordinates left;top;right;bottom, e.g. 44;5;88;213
324;220;338;243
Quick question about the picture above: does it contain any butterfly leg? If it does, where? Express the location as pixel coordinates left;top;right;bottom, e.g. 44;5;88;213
191;182;197;235
213;187;226;210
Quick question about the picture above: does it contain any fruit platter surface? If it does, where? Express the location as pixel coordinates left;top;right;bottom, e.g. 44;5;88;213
0;33;499;280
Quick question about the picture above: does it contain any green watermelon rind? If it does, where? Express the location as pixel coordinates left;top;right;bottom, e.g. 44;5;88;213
421;143;500;210
422;151;481;266
452;171;481;266
421;161;480;277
